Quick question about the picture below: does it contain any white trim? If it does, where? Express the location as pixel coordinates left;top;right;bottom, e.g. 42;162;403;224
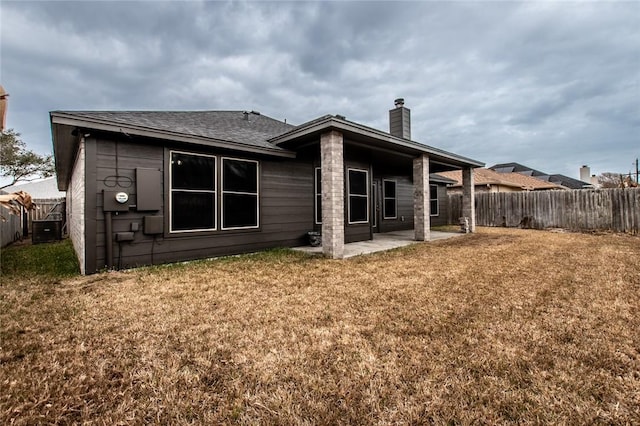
347;168;369;224
382;179;398;219
169;150;217;233
372;182;377;229
430;184;439;217
314;167;322;224
221;157;260;230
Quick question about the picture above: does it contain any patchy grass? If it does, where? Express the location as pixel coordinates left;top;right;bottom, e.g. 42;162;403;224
1;228;638;424
431;224;461;232
0;239;79;278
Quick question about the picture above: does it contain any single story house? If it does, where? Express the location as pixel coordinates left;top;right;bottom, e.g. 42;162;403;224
51;99;483;274
437;168;563;193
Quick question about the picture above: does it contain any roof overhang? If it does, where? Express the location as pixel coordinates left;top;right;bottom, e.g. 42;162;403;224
429;173;458;185
51;112;297;190
270;115;484;170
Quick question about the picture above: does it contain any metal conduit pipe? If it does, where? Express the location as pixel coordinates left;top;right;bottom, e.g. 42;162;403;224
105;211;113;269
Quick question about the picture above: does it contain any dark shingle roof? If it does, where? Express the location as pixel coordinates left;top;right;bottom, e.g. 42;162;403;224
489;162;592;189
489;162;547;177
57;110;295;150
547;174;592;189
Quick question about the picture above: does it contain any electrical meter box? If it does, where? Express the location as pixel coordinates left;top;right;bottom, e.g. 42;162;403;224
103;190;130;212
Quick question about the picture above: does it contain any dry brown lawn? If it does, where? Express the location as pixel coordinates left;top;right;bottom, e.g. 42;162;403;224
1;228;639;424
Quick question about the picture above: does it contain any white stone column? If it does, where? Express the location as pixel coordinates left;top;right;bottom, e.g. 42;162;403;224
462;167;476;232
321;131;344;259
413;154;430;241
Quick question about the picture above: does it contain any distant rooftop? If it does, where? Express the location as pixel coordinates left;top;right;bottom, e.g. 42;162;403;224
2;177;65;198
437;168;562;191
488;162;593;190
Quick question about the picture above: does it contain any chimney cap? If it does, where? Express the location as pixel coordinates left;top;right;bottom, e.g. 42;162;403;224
394;98;405;108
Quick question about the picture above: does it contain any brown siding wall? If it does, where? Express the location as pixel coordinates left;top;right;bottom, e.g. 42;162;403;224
88;135;313;273
344;149;372;244
431;184;449;227
376;176;414;233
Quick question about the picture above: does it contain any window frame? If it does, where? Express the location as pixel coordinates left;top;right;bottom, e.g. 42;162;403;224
221;157;260;230
430;184;439;217
347;168;369;225
382;179;398;220
314;167;322;225
169;150;217;234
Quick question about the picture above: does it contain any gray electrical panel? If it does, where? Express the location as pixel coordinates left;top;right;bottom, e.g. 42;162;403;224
144;216;164;235
136;168;162;211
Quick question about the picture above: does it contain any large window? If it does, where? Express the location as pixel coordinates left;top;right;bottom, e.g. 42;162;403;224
315;167;322;224
222;158;259;229
383;179;397;219
170;151;216;232
430;184;439;216
348;168;369;224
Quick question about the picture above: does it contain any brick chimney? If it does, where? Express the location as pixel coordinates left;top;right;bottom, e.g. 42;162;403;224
389;98;411;140
580;165;591;183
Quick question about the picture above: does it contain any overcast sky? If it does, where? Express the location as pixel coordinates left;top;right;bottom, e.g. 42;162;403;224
1;0;638;180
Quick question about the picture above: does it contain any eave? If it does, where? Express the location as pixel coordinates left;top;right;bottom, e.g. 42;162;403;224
51;112;297;190
51;112;296;159
269;115;484;169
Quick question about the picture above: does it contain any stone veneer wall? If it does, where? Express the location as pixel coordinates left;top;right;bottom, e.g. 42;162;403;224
320;131;344;259
413;154;431;241
462;167;476;232
68;140;86;274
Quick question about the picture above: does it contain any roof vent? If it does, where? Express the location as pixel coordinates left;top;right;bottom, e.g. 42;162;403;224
243;111;249;121
335;114;346;120
394;98;405;108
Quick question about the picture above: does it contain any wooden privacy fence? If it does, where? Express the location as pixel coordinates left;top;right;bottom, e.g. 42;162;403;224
448;188;640;234
0;212;22;247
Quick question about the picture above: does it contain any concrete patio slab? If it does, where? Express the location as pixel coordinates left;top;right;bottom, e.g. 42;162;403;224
292;229;464;258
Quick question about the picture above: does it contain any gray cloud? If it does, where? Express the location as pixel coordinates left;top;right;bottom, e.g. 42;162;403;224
1;0;638;180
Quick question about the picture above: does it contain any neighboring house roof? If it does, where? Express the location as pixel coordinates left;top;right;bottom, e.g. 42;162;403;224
489;162;547;177
545;174;593;190
501;172;563;190
2;177;65;199
51;110;485;191
437;168;562;190
489;162;593;189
